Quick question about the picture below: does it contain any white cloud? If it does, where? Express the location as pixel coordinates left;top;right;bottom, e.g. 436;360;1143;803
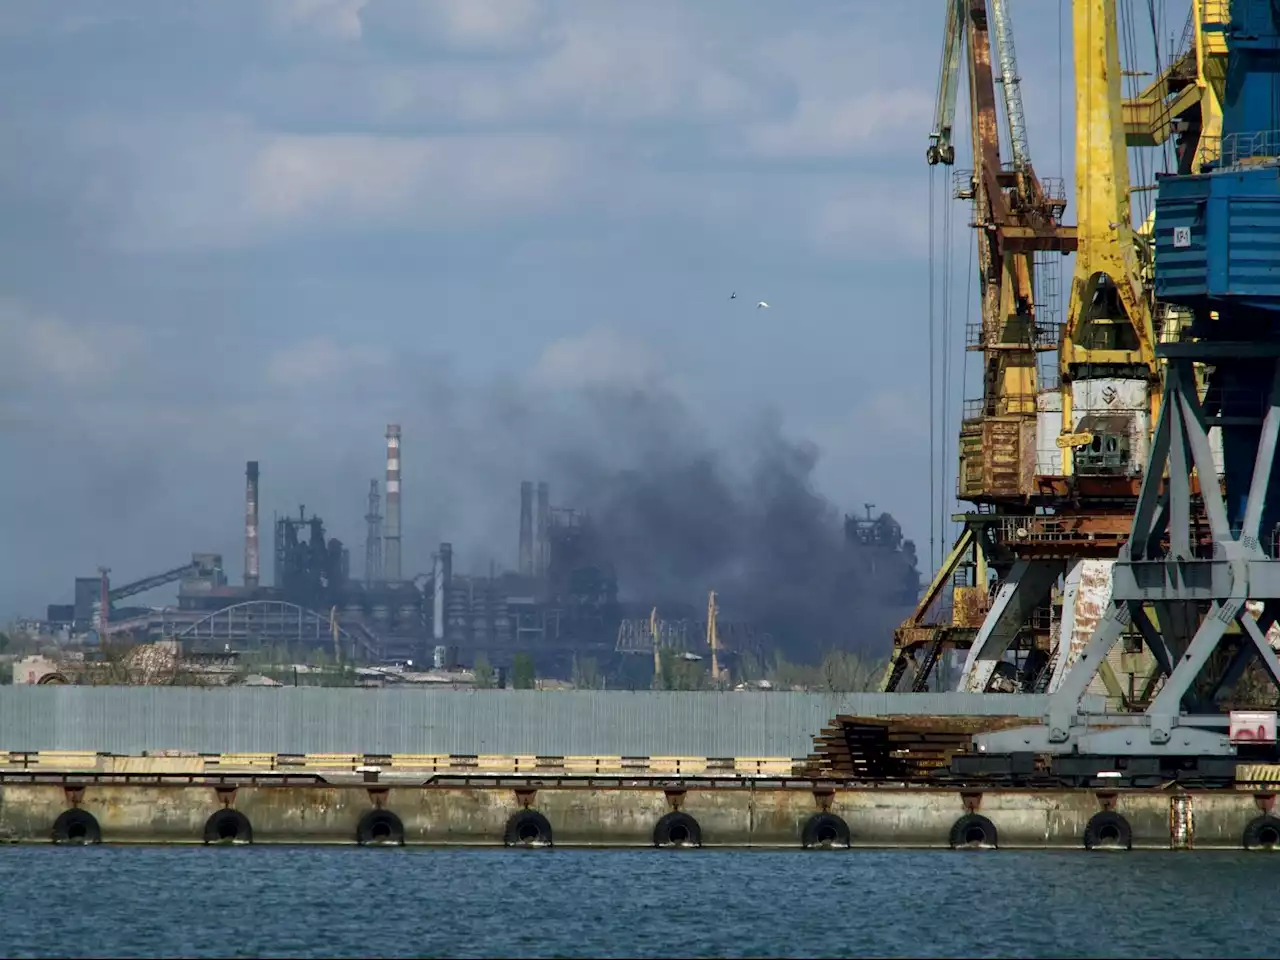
72;113;588;251
0;300;143;389
530;328;667;393
745;88;933;159
517;12;778;125
266;336;390;387
809;187;931;259
267;0;368;42
248;131;581;226
733;25;932;160
358;0;550;54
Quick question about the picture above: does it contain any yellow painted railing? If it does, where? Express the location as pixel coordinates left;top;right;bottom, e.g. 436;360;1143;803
0;751;800;778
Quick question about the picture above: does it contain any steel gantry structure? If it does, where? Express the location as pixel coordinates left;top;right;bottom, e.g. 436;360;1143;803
883;0;1223;701
963;0;1280;781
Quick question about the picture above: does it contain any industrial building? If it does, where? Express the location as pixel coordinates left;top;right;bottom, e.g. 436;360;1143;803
39;423;920;680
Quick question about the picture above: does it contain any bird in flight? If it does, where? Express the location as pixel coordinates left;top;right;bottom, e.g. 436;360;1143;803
729;292;737;300
756;301;769;309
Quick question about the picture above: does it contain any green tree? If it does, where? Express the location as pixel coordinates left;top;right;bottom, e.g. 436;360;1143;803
512;652;536;690
571;655;603;690
819;650;875;692
473;654;495;689
659;649;707;690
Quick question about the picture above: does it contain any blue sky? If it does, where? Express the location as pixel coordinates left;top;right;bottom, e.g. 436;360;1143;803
0;1;1183;616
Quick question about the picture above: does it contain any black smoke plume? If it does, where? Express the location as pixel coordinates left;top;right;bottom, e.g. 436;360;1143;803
524;383;921;663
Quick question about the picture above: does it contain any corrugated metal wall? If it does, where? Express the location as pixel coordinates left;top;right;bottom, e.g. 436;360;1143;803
0;689;1070;756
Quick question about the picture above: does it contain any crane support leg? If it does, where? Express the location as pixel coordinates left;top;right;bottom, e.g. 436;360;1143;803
957;559;1061;691
977;352;1280;757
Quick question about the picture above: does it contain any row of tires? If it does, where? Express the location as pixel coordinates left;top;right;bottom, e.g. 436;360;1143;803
44;807;1280;850
45;808;847;848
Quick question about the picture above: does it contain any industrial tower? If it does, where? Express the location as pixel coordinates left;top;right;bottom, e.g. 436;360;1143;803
384;424;401;582
364;479;382;586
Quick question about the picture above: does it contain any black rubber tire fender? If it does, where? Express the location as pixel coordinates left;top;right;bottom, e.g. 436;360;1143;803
1083;810;1132;850
503;809;553;847
203;809;253;845
357;809;405;846
653;811;702;848
801;812;851;849
949;813;998;849
52;809;101;845
1243;814;1280;850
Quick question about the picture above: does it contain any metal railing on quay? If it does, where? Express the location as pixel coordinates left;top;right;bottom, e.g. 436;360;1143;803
0;751;802;779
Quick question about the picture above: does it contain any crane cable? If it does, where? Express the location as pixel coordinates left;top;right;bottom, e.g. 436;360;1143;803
939;162;955;562
928;164;938;571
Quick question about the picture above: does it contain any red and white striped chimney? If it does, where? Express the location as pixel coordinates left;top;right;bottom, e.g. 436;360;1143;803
384;424;402;581
244;460;260;589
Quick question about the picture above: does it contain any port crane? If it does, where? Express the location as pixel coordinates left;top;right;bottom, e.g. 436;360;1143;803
883;0;1220;701
884;0;1077;693
963;0;1280;784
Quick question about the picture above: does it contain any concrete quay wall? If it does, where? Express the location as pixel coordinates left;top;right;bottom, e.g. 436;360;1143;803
1;778;1276;850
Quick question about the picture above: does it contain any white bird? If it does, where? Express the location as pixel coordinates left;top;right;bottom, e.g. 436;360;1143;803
756;301;769;309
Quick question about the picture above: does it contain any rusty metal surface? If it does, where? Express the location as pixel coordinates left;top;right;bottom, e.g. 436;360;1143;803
983;417;1026;498
1049;559;1113;693
951;587;990;629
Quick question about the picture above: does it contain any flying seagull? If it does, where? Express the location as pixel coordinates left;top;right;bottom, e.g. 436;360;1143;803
756;301;769;309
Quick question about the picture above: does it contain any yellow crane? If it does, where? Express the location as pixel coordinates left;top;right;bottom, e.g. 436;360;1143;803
883;0;1076;692
885;0;1215;696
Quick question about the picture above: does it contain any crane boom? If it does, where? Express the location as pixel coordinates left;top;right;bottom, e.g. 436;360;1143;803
927;0;965;165
989;0;1030;168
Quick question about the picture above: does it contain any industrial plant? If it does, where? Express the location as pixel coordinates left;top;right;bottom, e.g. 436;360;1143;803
34;423;920;683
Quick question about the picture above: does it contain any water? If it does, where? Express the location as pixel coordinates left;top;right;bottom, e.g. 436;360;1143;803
0;847;1270;958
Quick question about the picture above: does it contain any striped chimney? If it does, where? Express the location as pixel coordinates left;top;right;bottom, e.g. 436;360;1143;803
244;460;260;589
384;424;402;581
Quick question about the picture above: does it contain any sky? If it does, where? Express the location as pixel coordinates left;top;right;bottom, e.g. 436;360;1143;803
0;0;1184;617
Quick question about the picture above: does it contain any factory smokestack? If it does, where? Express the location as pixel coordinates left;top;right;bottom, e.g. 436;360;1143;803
384;424;402;582
432;542;450;643
535;481;550;579
364;479;382;586
519;481;534;577
244;460;260;589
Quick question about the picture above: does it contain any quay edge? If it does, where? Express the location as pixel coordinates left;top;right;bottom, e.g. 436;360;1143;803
2;778;1279;850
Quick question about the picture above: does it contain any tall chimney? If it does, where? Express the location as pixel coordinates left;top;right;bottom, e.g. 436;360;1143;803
364;479;382;586
519;481;534;577
433;542;449;642
244;461;260;589
384;424;402;581
535;481;550;578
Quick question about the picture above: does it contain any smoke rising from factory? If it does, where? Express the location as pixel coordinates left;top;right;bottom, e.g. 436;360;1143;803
376;338;918;663
532;387;918;662
11;331;917;664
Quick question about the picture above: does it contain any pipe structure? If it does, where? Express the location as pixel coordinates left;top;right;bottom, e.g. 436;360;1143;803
519;481;534;577
384;424;402;582
245;461;260;590
432;545;446;643
535;481;550;579
364;479;382;586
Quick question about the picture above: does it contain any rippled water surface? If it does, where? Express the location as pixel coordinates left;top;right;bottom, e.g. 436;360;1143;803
0;847;1271;958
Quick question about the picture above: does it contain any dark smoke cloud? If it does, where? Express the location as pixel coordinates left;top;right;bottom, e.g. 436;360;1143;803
2;332;918;665
531;386;919;662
